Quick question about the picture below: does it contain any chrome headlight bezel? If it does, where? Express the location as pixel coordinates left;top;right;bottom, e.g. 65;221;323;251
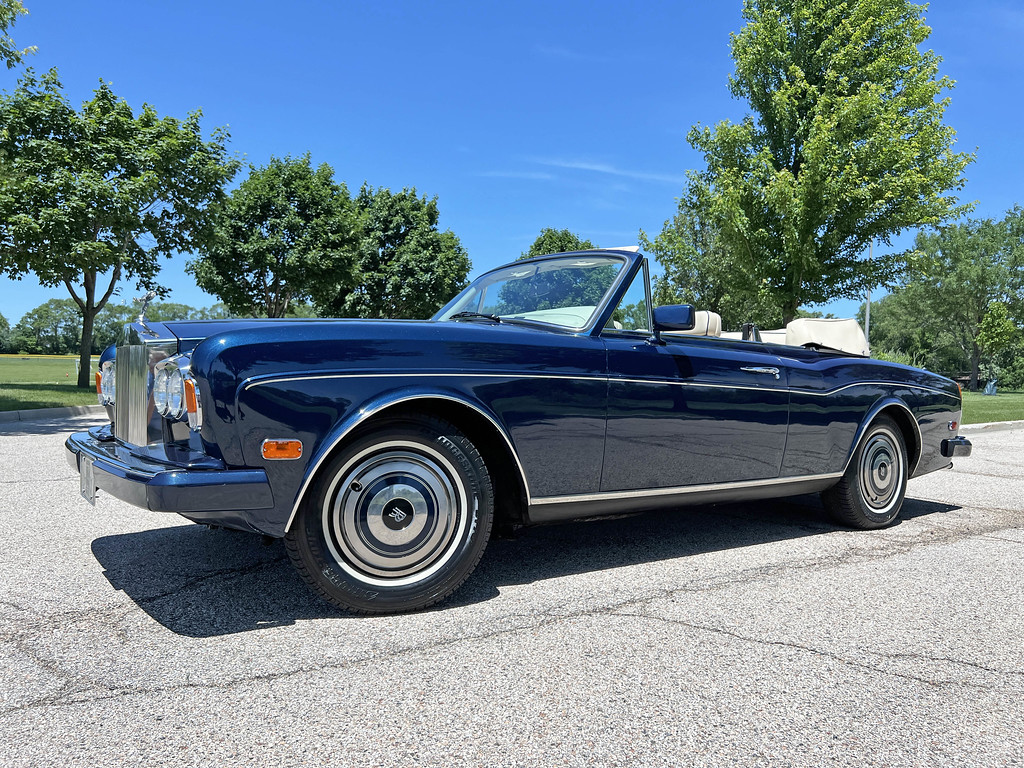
153;356;191;423
98;360;116;406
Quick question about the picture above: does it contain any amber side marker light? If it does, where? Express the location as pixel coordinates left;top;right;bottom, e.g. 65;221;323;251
95;371;102;396
262;439;303;460
184;379;199;415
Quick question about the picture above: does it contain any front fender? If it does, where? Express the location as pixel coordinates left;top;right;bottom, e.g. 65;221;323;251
278;384;524;534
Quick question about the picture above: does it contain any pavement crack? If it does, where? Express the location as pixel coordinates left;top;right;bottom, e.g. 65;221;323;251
876;651;1024;678
0;556;290;644
130;555;291;607
612;609;1010;692
0;475;77;485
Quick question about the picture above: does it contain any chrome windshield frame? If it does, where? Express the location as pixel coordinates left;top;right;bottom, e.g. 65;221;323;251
433;250;639;334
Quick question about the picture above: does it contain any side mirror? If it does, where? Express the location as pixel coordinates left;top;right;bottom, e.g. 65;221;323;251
653;304;695;332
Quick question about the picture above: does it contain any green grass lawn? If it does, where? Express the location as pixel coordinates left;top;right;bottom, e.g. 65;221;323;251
960;390;1024;425
0;355;100;411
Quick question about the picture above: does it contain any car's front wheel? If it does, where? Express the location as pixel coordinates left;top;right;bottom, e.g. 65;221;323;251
285;414;494;614
822;414;908;529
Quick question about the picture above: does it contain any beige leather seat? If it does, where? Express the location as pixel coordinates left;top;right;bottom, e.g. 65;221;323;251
667;310;722;337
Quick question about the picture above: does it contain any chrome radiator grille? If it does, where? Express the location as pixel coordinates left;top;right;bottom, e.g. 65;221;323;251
114;344;150;446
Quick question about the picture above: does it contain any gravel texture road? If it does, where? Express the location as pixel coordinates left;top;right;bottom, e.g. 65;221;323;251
0;415;1021;767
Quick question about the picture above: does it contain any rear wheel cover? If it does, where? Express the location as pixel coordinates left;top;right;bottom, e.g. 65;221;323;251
822;415;908;530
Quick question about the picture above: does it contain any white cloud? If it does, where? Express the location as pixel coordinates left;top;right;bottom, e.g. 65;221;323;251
477;170;557;181
529;157;686;186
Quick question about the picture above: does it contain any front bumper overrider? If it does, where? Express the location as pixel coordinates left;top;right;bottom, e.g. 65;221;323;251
65;429;274;513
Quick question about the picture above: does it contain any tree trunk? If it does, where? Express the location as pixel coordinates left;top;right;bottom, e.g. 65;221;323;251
77;306;96;390
782;297;799;326
969;341;981;392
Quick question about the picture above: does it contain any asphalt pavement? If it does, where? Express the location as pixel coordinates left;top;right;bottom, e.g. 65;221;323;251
0;415;1021;767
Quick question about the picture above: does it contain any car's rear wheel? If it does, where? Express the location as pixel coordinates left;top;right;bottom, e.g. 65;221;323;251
821;415;908;529
285;415;494;614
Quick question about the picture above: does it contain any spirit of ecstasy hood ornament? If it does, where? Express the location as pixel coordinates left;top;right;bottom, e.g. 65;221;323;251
135;291;158;324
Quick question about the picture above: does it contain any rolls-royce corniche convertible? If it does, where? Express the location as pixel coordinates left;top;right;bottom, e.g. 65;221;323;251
66;248;972;613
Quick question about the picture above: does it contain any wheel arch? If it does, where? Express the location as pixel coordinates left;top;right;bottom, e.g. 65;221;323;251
843;397;922;478
284;389;530;534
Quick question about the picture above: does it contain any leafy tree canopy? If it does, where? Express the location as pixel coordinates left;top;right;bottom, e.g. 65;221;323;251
10;298;80;355
328;186;470;319
519;228;595;260
863;207;1024;388
188;154;358;318
0;0;34;68
0;310;10;352
688;0;974;322
642;195;785;329
0;69;239;385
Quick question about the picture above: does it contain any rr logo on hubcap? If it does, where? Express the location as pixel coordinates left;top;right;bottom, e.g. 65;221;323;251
382;498;416;531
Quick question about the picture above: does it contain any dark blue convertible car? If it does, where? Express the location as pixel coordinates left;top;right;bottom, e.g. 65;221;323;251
67;248;971;613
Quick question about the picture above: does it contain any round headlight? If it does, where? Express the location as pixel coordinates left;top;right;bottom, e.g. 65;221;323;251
166;368;185;420
153;367;170;416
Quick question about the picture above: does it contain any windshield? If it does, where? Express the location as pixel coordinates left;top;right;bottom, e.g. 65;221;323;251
434;255;627;329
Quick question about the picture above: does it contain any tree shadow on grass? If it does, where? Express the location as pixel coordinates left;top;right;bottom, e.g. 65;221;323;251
90;494;960;638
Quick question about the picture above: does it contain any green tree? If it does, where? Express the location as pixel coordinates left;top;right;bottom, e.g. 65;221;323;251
914;212;1023;389
863;209;1024;387
642;194;784;329
0;69;238;387
0;0;34;68
188;155;358;318
520;228;595;260
11;298;80;354
194;302;234;320
977;301;1019;383
90;302;135;353
329;186;470;319
0;310;10;352
688;0;973;323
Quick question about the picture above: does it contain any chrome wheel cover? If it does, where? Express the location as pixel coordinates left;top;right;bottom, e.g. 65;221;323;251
858;428;902;515
322;441;469;587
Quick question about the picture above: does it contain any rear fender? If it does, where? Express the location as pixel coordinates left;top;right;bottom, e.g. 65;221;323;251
842;397;922;477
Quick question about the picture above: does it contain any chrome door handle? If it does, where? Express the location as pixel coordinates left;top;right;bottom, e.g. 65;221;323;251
740;366;780;380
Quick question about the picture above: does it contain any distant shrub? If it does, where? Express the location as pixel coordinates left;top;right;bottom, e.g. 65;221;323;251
998;358;1024;391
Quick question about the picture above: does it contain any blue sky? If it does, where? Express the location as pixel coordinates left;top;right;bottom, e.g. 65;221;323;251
2;0;1021;324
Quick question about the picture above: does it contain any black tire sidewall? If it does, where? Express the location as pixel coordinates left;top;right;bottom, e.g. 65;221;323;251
291;416;493;613
829;416;908;529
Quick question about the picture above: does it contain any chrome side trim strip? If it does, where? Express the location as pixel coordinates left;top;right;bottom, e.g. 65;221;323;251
242;370;958;400
283;393;531;534
530;471;844;507
243;371;600;391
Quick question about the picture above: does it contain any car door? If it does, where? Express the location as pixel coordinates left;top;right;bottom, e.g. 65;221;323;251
601;331;791;493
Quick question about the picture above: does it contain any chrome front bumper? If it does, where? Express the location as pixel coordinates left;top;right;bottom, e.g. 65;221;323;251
65;429;274;513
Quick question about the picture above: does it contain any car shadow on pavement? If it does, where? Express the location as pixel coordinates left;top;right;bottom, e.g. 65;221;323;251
90;494;959;638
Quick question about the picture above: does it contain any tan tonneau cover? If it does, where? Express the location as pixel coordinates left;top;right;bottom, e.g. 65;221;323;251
783;318;869;356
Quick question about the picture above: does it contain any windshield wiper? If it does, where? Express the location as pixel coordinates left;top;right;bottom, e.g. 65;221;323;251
449;311;501;323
